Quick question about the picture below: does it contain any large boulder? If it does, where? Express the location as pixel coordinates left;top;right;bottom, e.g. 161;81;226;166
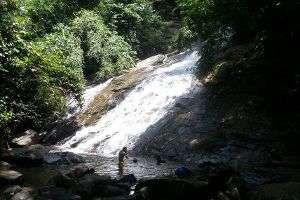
102;196;128;200
135;178;208;200
11;191;36;200
99;185;128;197
11;130;39;147
39;186;81;200
0;145;50;166
246;182;300;200
71;174;112;199
0;161;11;170
119;174;137;184
49;173;76;189
79;174;112;185
43;152;84;165
0;185;22;199
129;187;151;200
0;170;23;187
43;153;61;164
66;167;94;179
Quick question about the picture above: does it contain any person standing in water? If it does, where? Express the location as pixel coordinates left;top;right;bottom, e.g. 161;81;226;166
118;147;128;176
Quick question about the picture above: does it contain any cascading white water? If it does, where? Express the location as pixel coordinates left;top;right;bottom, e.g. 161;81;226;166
60;51;201;156
65;78;113;119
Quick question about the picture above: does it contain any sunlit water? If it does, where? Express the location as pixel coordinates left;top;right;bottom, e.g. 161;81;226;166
60;51;201;156
16;155;194;190
65;78;113;118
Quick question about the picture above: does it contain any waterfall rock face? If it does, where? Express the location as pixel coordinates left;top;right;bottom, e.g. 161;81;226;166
59;50;201;156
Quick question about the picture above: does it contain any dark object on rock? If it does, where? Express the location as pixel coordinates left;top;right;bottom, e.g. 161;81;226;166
132;158;138;163
119;174;137;184
0;170;23;187
174;166;191;177
49;173;76;188
156;155;166;165
66;167;95;179
0;185;22;200
39;186;81;200
0;161;11;170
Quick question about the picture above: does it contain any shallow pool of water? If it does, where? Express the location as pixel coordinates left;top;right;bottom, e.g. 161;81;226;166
15;154;193;190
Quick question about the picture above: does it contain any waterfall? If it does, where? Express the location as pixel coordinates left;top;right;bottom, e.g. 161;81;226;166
65;78;113;119
60;51;201;156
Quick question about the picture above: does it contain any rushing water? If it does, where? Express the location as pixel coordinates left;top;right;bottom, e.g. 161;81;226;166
65;78;113;119
60;51;201;157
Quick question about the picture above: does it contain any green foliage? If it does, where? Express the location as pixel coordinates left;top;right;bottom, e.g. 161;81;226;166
171;26;196;50
71;10;136;81
0;0;85;138
178;0;300;77
0;99;13;140
96;0;168;58
32;26;85;110
25;0;81;35
1;0;170;139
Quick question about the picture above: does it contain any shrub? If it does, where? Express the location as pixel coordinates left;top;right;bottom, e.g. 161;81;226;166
71;10;136;81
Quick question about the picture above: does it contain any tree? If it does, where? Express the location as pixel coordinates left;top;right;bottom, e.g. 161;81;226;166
71;10;136;81
177;0;300;76
0;0;84;139
96;0;168;58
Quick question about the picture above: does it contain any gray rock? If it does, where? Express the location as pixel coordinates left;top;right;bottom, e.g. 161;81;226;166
79;174;112;185
246;182;300;200
100;185;128;197
11;130;39;147
0;170;23;187
66;167;94;179
43;154;61;164
128;187;151;200
71;174;112;199
39;186;81;200
119;174;137;184
11;191;35;200
102;196;128;200
0;161;11;170
0;145;50;166
49;173;76;188
43;152;84;165
216;191;230;200
135;178;208;200
0;185;22;199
